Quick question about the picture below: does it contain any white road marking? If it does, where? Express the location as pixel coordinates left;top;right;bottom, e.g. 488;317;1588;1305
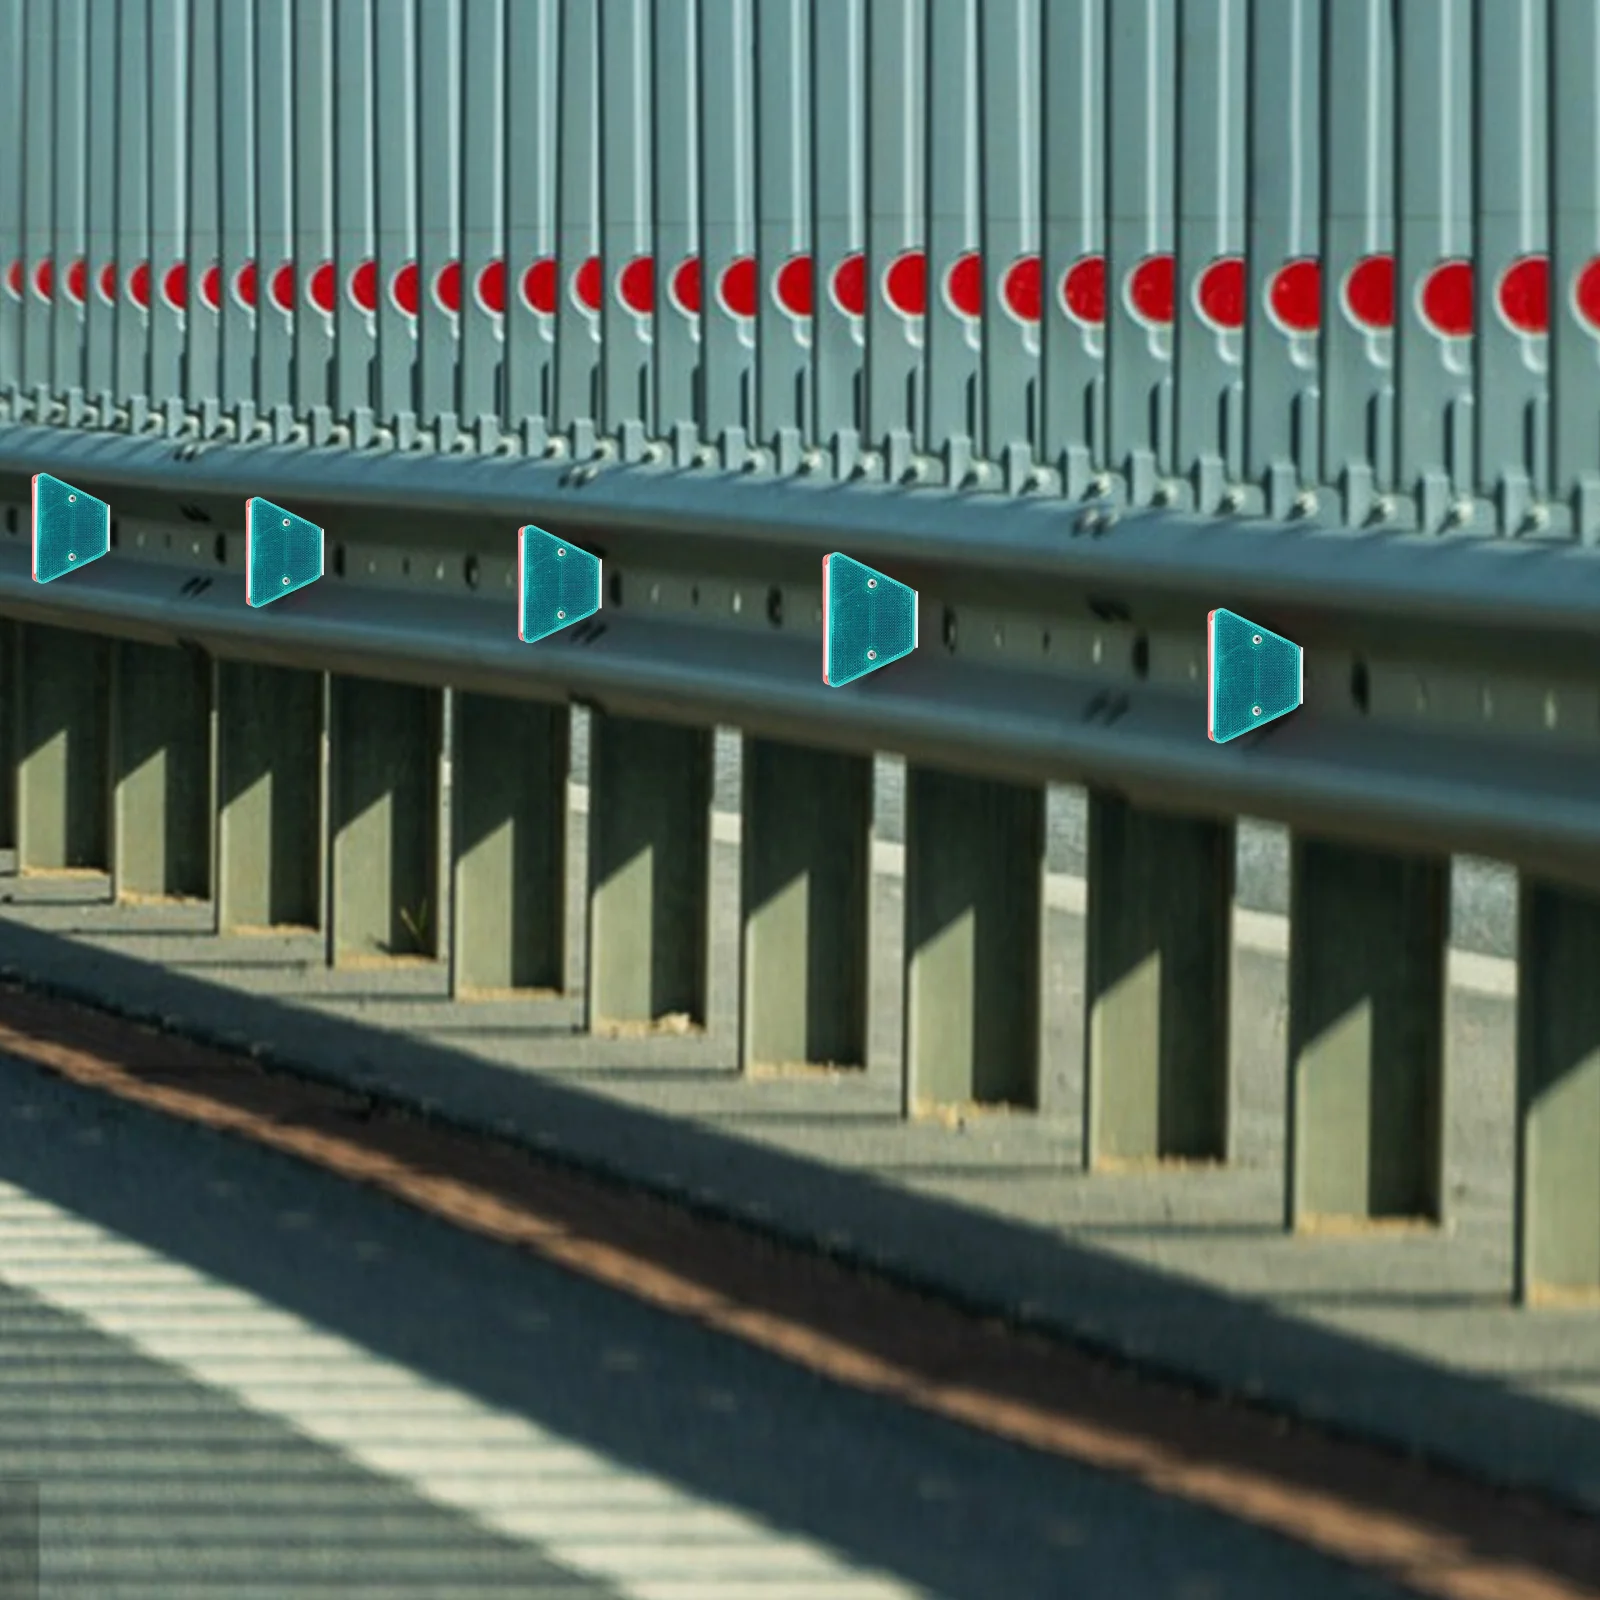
0;1187;929;1600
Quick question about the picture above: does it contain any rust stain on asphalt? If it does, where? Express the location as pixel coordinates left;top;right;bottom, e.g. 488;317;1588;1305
0;983;1594;1600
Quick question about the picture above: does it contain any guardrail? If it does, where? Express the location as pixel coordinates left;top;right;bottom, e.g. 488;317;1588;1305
1;1;1598;1311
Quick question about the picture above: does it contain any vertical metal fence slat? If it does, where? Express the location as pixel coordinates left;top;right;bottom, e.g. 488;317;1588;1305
1104;0;1176;508
652;0;699;463
82;0;118;414
977;0;1040;491
923;0;980;484
1394;0;1475;533
0;0;21;404
862;0;925;480
1319;0;1394;528
22;0;56;409
416;0;461;446
218;0;257;430
292;0;335;438
1172;0;1246;515
809;0;864;474
1039;0;1106;498
373;0;418;443
185;0;222;435
698;0;756;465
332;0;376;440
1547;0;1600;542
554;0;601;456
148;0;187;426
753;0;809;471
599;0;654;459
50;0;87;419
505;0;558;452
254;0;294;437
460;0;505;447
1244;0;1322;519
1474;0;1548;535
114;0;151;424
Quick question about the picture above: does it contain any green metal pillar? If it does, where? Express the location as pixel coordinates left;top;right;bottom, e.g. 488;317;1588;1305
903;766;1044;1112
14;624;110;873
327;676;444;964
214;660;325;932
1516;880;1600;1305
1287;838;1447;1229
109;642;211;901
740;739;871;1072
586;713;713;1029
1084;795;1233;1167
450;693;569;996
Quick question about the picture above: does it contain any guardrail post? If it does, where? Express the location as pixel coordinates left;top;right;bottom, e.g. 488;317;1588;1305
327;676;445;965
904;767;1044;1113
740;740;871;1072
214;662;326;933
14;625;110;875
1287;839;1447;1229
109;642;210;902
449;694;569;998
1085;795;1232;1167
586;713;713;1031
1516;880;1600;1305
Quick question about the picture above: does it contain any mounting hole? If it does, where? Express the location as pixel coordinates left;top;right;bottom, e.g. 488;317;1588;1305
556;546;566;558
1351;660;1370;714
463;555;481;589
1251;704;1262;716
282;517;290;527
213;533;227;564
867;577;877;589
941;607;957;652
556;609;566;620
690;584;700;607
109;519;119;546
400;556;411;576
866;648;877;660
67;493;76;503
608;570;623;607
67;551;76;562
1252;633;1263;645
332;544;346;578
1132;634;1150;679
282;575;290;587
765;586;783;627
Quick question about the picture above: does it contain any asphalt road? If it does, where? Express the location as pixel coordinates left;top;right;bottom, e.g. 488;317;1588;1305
0;1044;1427;1600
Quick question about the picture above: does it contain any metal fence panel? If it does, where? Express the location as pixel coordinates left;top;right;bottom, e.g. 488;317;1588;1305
460;0;505;443
1172;0;1246;514
253;0;294;435
0;0;20;402
863;0;925;480
23;0;57;406
50;0;87;414
148;0;187;423
1319;0;1394;527
113;0;151;420
185;0;221;434
1039;0;1105;498
373;0;418;441
977;0;1040;490
504;0;559;450
1245;0;1322;519
923;0;979;482
555;0;601;454
697;0;757;464
1548;0;1600;542
332;0;376;437
599;0;655;457
416;0;462;443
1394;0;1475;533
809;0;864;470
292;0;334;436
753;0;810;470
1105;0;1176;508
217;0;256;427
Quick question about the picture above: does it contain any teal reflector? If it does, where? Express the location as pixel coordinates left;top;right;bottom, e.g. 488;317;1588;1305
518;525;601;643
822;552;917;688
32;474;110;583
246;498;324;607
1207;608;1302;743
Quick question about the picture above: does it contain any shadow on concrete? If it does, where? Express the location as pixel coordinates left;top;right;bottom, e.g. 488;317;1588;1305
0;910;1596;1537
